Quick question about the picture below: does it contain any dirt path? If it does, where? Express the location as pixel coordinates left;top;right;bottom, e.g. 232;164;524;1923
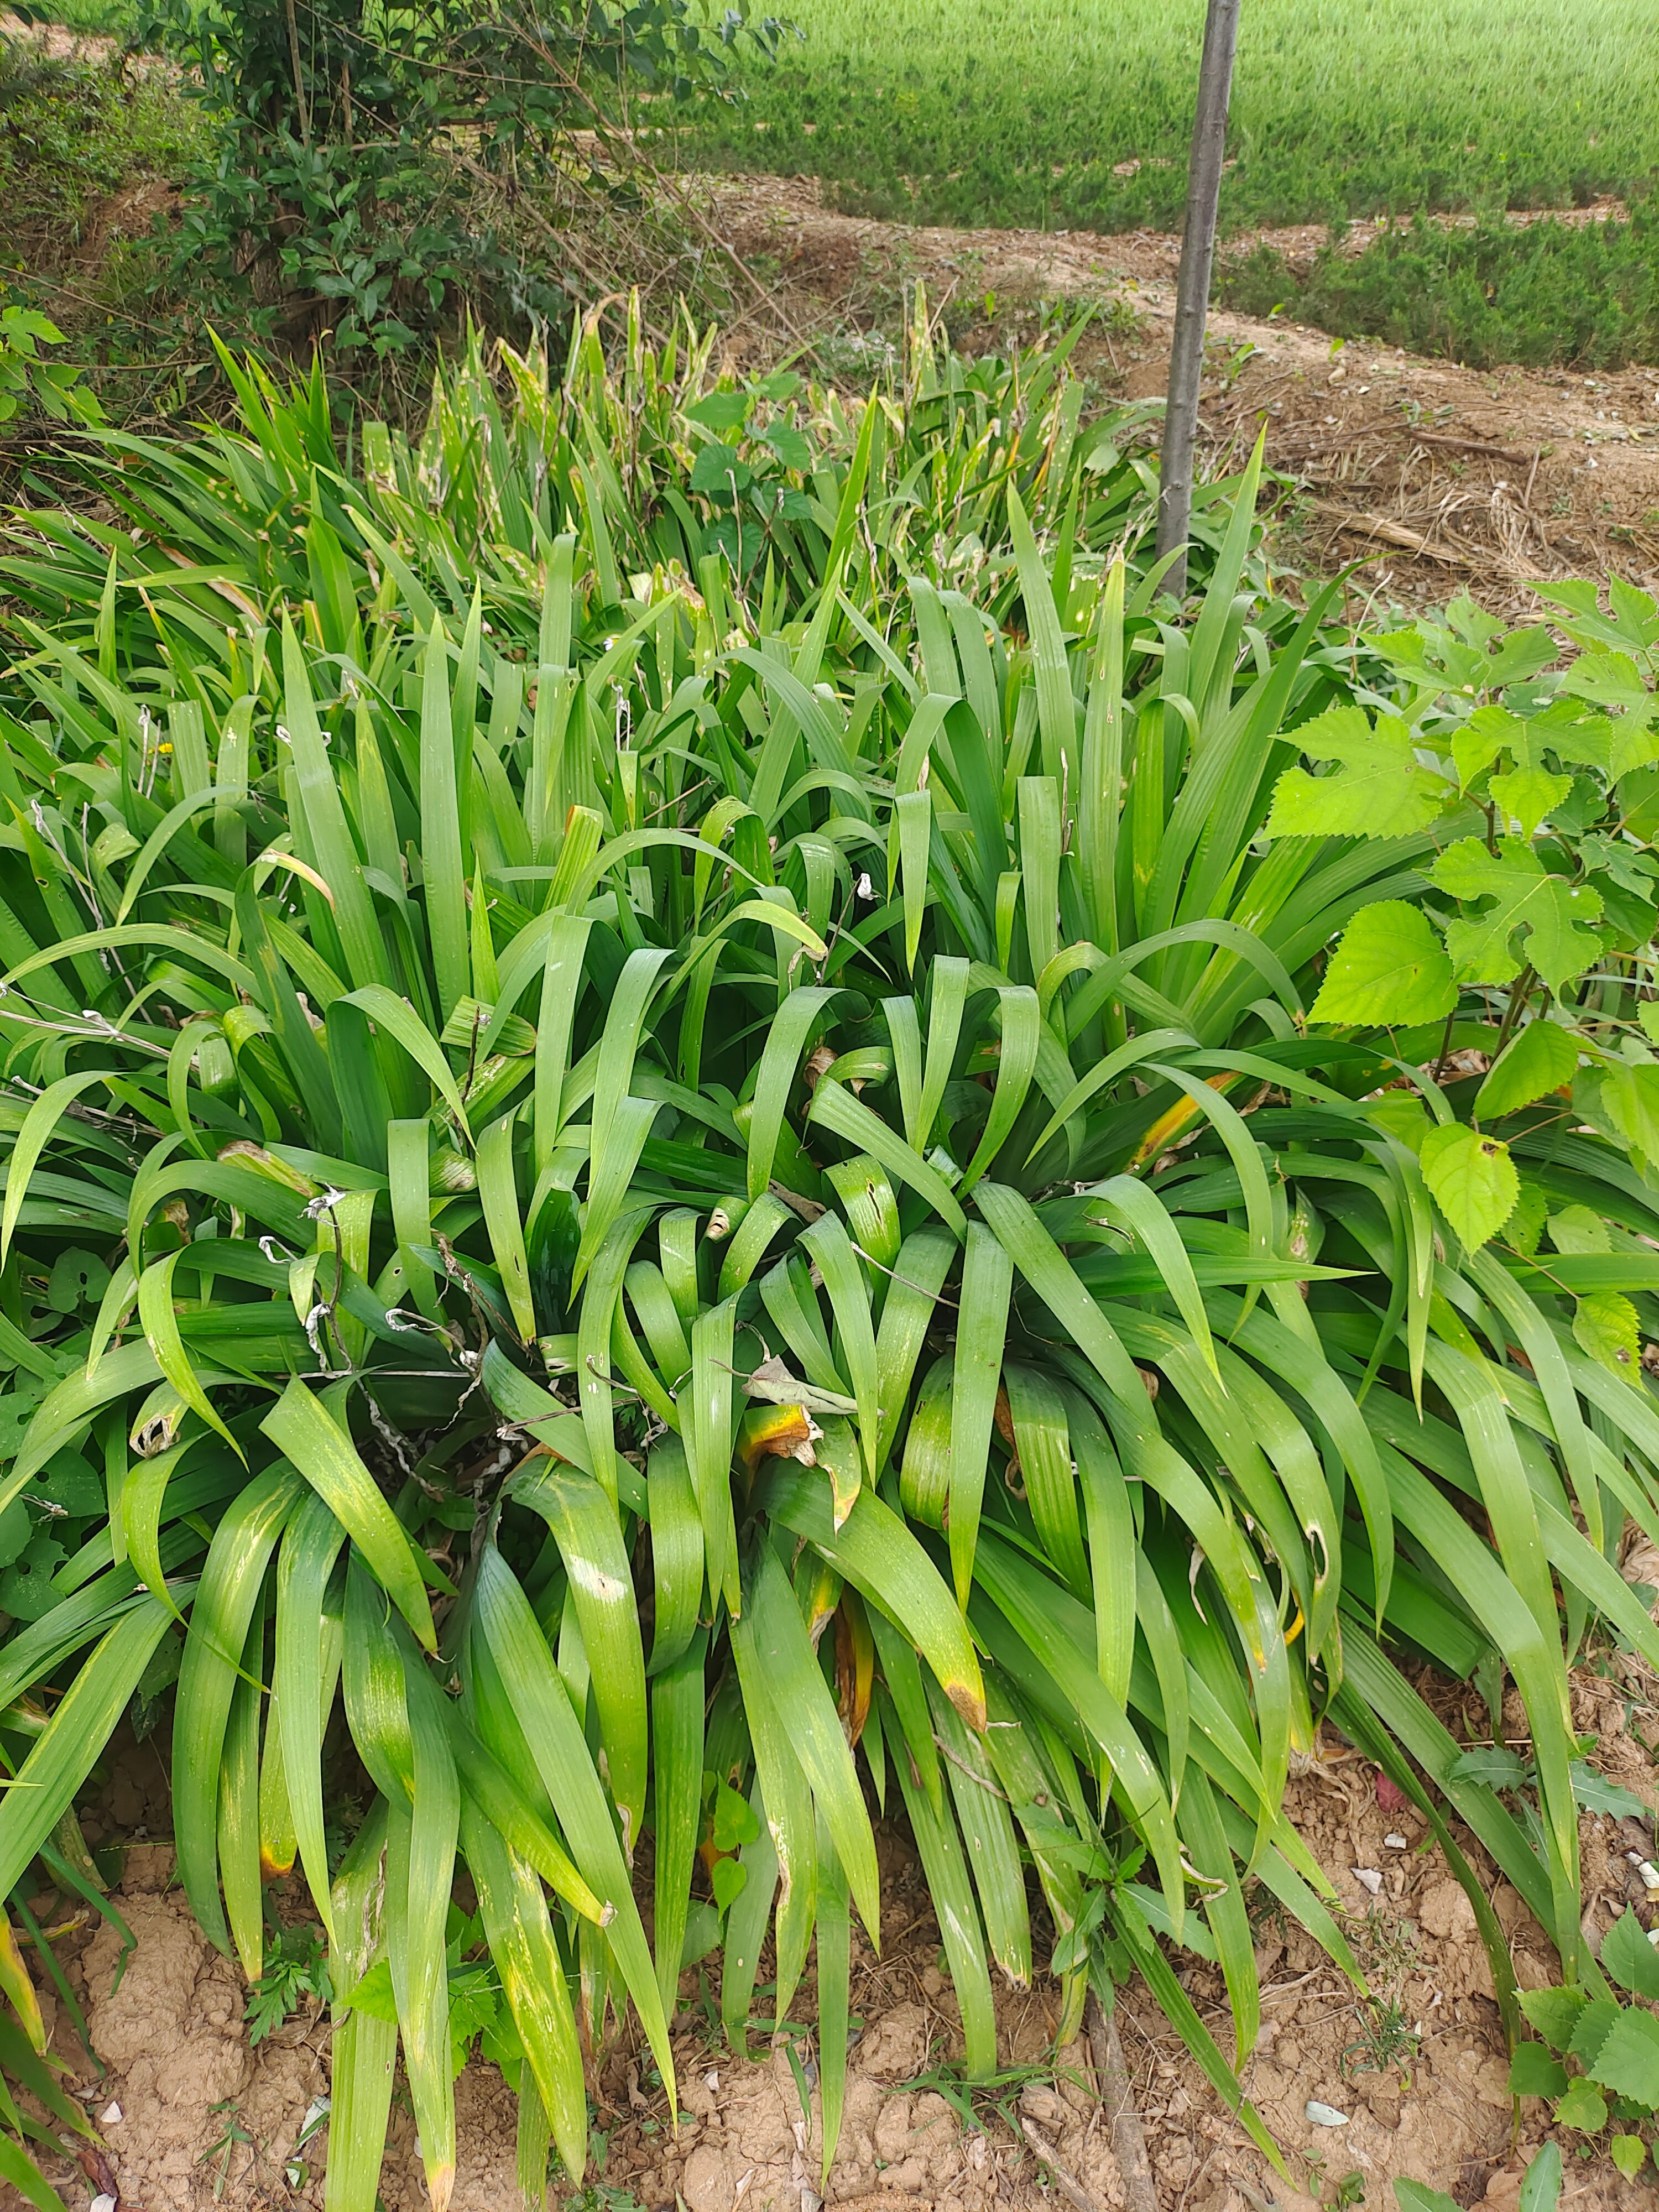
710;175;1659;613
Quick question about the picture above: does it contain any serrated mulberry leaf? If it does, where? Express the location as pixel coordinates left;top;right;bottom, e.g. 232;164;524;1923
1431;838;1603;989
1266;705;1453;840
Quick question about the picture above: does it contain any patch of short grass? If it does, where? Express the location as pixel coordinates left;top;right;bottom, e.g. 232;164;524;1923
669;0;1658;237
1218;205;1659;371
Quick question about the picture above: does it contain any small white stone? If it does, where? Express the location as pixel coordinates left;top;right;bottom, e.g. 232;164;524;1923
91;2196;116;2212
1384;1833;1408;1850
705;2069;719;2091
1354;1868;1383;1895
1306;2101;1350;2127
98;2103;122;2125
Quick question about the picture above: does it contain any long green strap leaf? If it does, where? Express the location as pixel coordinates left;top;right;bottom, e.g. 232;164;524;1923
262;1379;435;1652
174;1465;302;1951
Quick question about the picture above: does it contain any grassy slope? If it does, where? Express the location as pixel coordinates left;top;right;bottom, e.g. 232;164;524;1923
676;0;1659;234
0;41;202;258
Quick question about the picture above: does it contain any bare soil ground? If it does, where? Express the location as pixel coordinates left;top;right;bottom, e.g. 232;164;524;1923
707;175;1659;617
1;1655;1655;2212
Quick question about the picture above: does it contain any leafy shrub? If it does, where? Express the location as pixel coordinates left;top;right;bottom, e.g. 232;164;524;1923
138;0;777;356
1511;1905;1659;2177
1306;585;1659;1280
0;308;102;425
0;309;1653;2205
1219;206;1659;371
0;31;200;270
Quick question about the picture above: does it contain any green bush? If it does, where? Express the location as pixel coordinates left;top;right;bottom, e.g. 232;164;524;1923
1512;1914;1659;2175
0;308;1653;2207
137;0;776;358
0;32;200;272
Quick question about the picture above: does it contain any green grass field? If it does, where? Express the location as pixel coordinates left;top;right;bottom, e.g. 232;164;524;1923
680;0;1659;236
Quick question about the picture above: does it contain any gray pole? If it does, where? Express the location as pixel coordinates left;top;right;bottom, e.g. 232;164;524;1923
1155;0;1241;596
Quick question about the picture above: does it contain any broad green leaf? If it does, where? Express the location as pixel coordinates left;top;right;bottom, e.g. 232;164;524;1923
1548;1203;1610;1255
1603;1909;1659;2000
1553;2077;1608;2131
1558;648;1659;720
1585;2006;1659;2104
1573;1291;1640;1371
1519;1985;1586;2053
1489;766;1572;838
1508;2044;1566;2099
1610;2138;1647;2183
1432;838;1604;989
1475;1020;1577;1118
1366;1091;1432;1154
1308;902;1455;1028
1451;701;1522;785
1419;1123;1519;1249
1394;2185;1459;2212
1602;1062;1659;1164
1266;706;1453;839
1502;1182;1548;1254
1569;1996;1623;2069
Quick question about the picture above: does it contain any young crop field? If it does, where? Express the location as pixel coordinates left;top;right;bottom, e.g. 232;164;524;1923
679;0;1659;235
1220;203;1659;370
